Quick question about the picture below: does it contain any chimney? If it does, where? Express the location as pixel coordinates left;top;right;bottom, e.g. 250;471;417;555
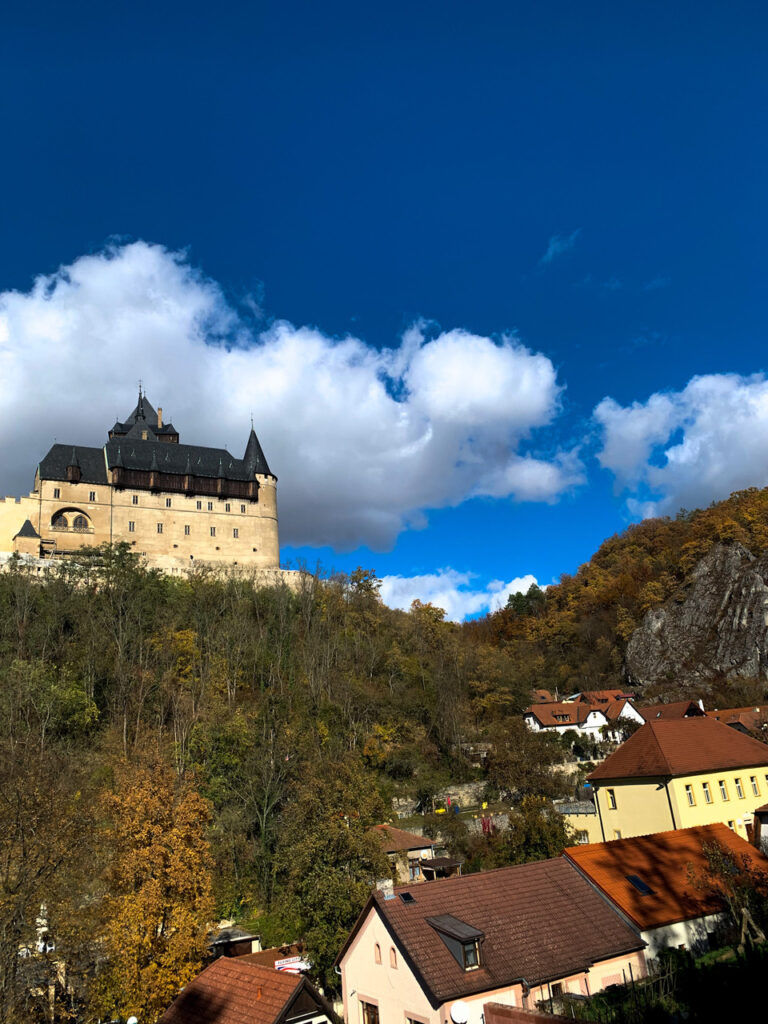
157;407;163;428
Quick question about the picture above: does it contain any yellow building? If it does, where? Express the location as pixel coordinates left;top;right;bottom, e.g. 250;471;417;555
0;389;280;574
581;717;768;844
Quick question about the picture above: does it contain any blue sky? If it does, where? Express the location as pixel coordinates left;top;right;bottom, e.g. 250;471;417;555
2;0;768;617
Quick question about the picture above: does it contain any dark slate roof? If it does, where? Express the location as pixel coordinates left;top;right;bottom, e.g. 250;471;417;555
244;427;272;476
38;445;108;484
337;859;644;1004
13;519;41;539
104;440;258;481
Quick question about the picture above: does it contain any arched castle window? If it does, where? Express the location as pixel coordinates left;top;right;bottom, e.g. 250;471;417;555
73;515;89;531
52;514;68;530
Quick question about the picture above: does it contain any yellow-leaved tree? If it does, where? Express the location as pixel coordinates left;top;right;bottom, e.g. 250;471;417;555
91;758;214;1024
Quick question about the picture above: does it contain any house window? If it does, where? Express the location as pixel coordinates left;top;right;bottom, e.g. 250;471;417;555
751;776;760;796
685;784;695;806
607;789;617;810
184;525;190;536
613;830;622;840
240;504;246;513
551;983;563;1001
576;830;589;844
727;820;735;830
719;780;729;801
52;514;67;529
207;501;213;511
735;778;744;799
53;487;61;499
132;495;139;505
361;1002;379;1024
233;528;239;538
128;521;135;533
462;940;480;970
166;498;172;508
389;947;397;969
89;491;96;502
196;500;202;510
703;782;712;804
141;430;148;440
73;515;89;531
157;523;163;534
374;943;381;965
210;527;216;537
408;859;420;881
225;503;231;512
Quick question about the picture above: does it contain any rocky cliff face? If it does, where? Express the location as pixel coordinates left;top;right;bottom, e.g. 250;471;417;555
626;542;768;691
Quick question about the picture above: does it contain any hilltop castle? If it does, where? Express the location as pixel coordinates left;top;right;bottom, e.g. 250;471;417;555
0;389;280;573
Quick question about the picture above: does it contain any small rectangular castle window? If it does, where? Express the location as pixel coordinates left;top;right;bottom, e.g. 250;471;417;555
166;498;172;508
157;523;163;534
184;525;190;535
132;495;139;505
54;488;60;499
128;521;135;532
225;503;231;512
210;526;216;537
233;528;239;538
240;504;246;513
196;500;202;510
89;491;96;502
207;502;213;511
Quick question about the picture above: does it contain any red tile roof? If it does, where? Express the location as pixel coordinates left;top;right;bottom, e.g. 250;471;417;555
523;702;603;728
338;859;643;1004
371;824;436;853
588;717;768;781
706;706;768;734
564;823;768;930
159;959;328;1024
576;690;633;705
638;701;705;722
238;943;305;969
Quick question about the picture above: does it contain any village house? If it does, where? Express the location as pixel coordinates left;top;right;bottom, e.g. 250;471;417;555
578;716;768;844
563;823;768;958
159;958;335;1024
371;824;438;884
638;700;705;722
706;705;768;738
523;697;643;739
335;859;646;1024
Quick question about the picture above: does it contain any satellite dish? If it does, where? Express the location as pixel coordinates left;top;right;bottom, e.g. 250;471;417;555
127;1017;139;1024
450;1001;470;1024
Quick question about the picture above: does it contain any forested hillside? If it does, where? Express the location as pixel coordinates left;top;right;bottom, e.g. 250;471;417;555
4;486;768;1021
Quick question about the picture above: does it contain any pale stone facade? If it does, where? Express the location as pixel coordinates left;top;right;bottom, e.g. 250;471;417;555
0;390;281;574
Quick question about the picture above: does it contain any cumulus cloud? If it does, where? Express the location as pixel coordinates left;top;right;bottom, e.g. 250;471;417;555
0;241;582;550
539;228;581;266
379;569;540;621
595;373;768;517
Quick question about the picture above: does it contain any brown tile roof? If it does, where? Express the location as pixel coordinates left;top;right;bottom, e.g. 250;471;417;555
564;823;768;931
523;702;602;728
638;701;705;721
238;943;305;969
339;859;643;1005
159;959;328;1024
588;717;768;781
484;1002;572;1024
371;824;435;853
706;706;768;733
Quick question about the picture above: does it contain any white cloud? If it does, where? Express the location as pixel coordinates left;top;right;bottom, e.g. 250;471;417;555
379;569;540;621
595;373;768;517
539;228;581;266
0;241;582;550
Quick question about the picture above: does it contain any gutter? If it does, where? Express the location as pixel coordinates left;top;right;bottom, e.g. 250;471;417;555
663;777;677;829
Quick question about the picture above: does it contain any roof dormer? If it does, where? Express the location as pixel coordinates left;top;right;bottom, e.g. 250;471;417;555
426;914;484;971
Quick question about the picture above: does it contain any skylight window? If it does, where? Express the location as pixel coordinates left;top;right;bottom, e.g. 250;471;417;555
399;892;415;905
626;874;655;896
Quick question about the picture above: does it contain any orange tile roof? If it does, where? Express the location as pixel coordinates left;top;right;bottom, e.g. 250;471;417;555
588;716;768;781
638;701;705;721
564;823;768;930
371;824;435;853
524;702;601;727
576;690;632;705
159;959;326;1024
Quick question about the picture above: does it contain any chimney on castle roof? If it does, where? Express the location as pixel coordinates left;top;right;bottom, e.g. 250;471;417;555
157;407;163;428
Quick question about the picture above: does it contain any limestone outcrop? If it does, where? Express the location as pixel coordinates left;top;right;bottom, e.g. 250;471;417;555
626;542;768;690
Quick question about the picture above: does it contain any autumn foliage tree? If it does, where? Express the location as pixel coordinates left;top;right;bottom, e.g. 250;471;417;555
91;759;215;1024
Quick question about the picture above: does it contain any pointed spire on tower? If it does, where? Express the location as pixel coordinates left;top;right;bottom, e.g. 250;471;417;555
243;425;272;477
